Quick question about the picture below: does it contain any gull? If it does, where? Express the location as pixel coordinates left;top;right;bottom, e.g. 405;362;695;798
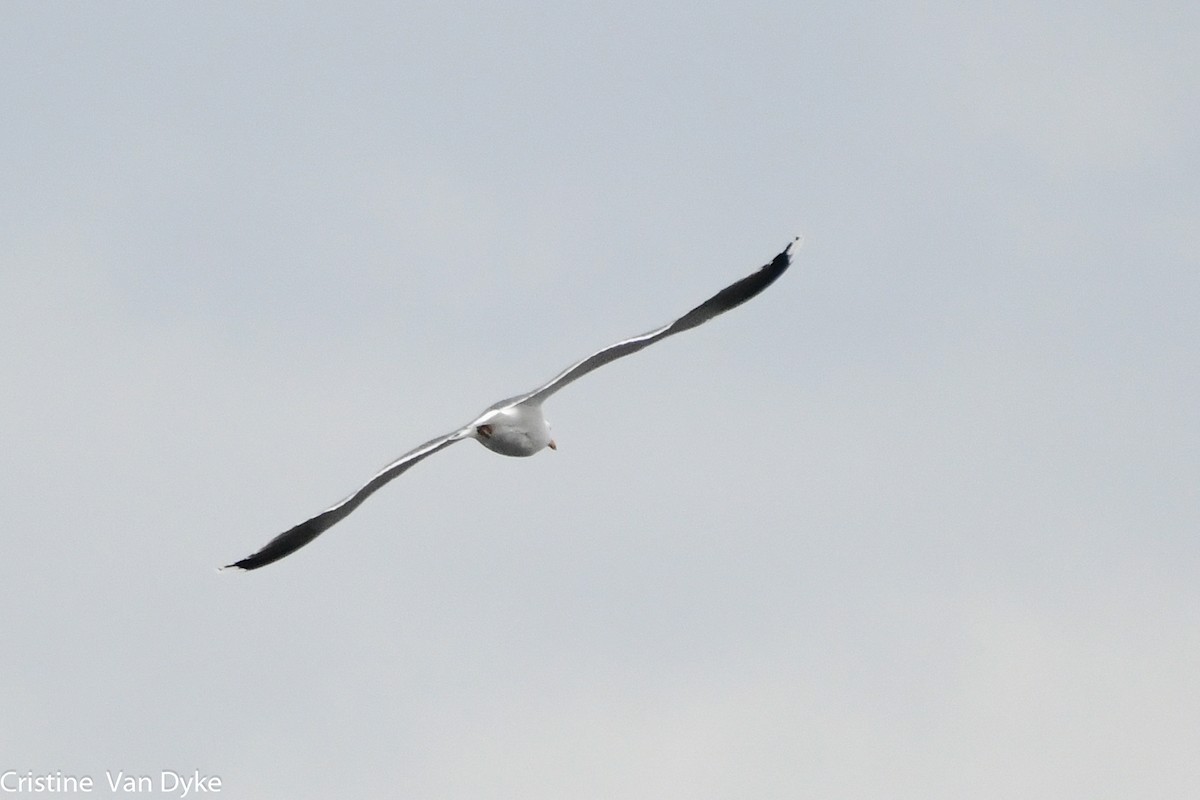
225;237;799;571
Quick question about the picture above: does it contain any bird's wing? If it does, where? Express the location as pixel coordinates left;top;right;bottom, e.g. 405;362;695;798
513;238;797;407
223;427;471;571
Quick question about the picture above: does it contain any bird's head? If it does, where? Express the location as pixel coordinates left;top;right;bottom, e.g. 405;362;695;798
472;407;556;456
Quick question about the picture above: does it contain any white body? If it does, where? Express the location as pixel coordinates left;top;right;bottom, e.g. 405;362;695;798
472;403;553;457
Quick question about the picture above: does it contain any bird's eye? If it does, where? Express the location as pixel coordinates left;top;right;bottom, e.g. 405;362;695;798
476;424;493;438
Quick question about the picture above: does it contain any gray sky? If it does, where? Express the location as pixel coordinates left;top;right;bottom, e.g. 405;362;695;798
3;2;1198;798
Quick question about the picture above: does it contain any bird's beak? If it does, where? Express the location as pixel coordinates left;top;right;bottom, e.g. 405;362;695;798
548;439;557;451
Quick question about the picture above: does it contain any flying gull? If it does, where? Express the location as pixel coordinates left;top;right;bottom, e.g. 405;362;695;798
225;238;799;571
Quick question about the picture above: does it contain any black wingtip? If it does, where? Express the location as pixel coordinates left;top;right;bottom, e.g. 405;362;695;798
220;510;338;573
760;237;796;276
219;547;292;572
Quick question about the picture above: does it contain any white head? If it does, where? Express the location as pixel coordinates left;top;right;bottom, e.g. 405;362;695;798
472;404;556;457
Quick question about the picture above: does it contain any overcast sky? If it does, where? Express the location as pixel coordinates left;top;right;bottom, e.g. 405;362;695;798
2;2;1198;798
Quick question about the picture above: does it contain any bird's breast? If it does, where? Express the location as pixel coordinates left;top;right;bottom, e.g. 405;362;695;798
473;403;552;457
477;425;546;457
